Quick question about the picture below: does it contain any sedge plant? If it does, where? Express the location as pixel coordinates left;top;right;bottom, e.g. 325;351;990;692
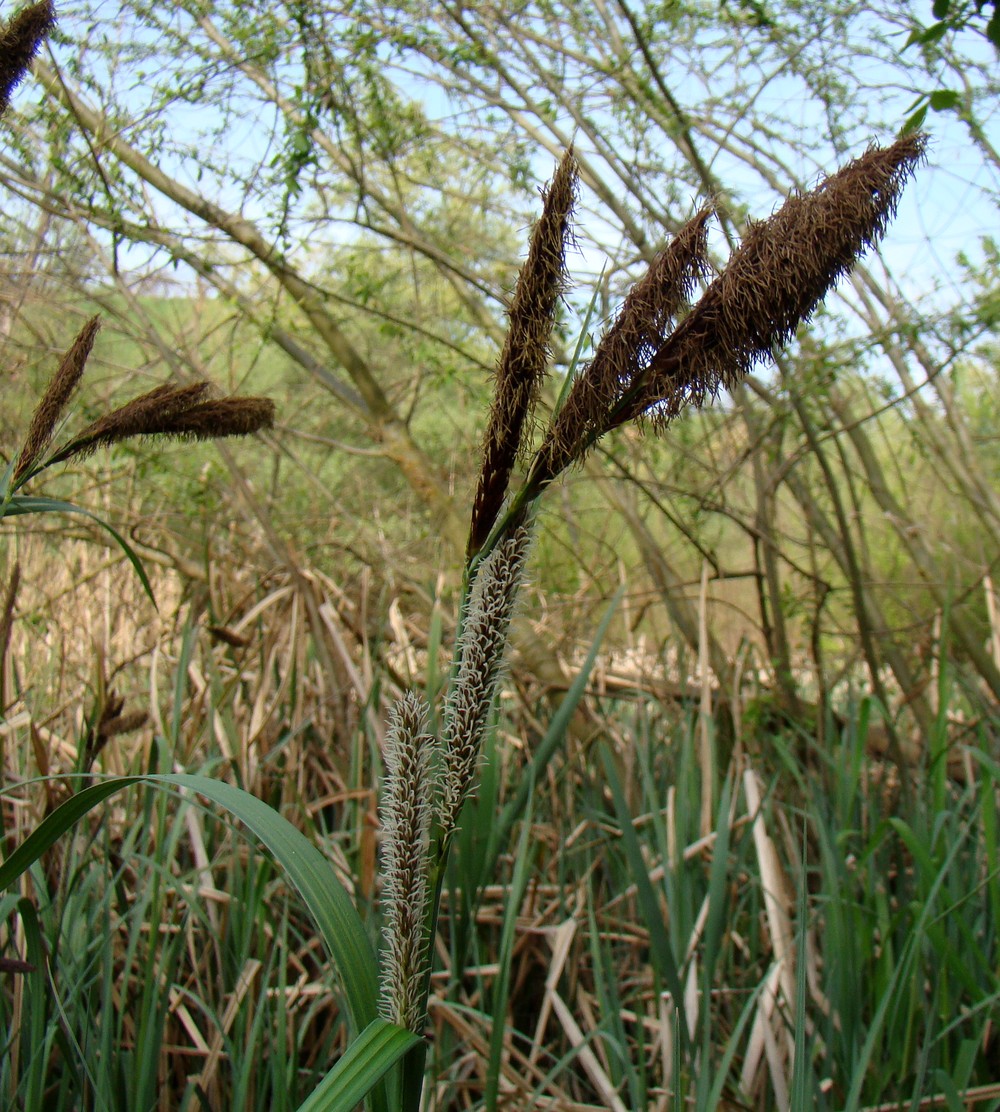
0;5;928;1108
377;135;926;1108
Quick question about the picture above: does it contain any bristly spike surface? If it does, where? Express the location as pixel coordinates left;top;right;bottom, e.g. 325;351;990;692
44;386;275;470
467;150;578;558
13;315;101;483
0;0;56;118
613;133;927;432
441;526;532;832
378;692;437;1032
532;205;713;488
523;133;925;492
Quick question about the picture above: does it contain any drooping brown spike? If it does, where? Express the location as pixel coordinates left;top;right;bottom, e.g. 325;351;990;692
467;149;577;559
46;383;212;466
0;0;56;118
532;206;713;488
46;387;275;467
154;396;276;439
613;133;927;431
13;315;100;483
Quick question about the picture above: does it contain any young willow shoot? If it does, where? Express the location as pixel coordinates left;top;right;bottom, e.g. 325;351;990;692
379;135;925;1110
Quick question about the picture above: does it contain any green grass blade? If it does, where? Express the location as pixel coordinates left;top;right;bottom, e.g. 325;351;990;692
0;775;379;1040
552;277;604;416
2;495;156;606
295;1019;422;1112
599;746;689;1059
486;583;624;868
0;779;128;889
484;782;536;1112
841;817;974;1112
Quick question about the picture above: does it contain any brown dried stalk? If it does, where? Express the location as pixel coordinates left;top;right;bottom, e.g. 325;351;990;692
467;150;577;558
533;206;713;487
0;0;55;118
613;133;926;433
0;561;19;709
13;315;100;482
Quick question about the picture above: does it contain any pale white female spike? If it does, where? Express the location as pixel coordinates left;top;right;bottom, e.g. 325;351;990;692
440;526;532;834
378;691;436;1031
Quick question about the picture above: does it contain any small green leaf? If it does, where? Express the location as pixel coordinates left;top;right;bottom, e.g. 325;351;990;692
988;7;1000;48
929;88;961;110
901;103;930;135
922;20;950;44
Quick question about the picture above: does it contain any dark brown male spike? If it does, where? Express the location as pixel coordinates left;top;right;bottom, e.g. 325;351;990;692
0;0;56;118
46;383;212;466
467;149;577;559
13;315;100;483
613;133;927;431
531;205;713;489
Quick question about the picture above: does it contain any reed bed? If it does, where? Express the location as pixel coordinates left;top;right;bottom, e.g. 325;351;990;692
3;527;999;1109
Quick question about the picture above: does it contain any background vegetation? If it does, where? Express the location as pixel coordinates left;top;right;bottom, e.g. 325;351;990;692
1;1;999;1108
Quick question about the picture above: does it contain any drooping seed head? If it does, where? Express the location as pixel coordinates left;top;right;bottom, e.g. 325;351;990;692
44;386;275;469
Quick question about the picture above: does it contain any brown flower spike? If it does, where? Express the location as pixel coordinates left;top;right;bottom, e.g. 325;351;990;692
614;132;927;432
13;315;100;482
522;132;926;497
534;205;713;486
467;150;577;559
0;0;55;118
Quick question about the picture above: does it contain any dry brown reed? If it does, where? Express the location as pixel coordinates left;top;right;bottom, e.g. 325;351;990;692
0;561;19;709
467;150;577;558
0;0;55;117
